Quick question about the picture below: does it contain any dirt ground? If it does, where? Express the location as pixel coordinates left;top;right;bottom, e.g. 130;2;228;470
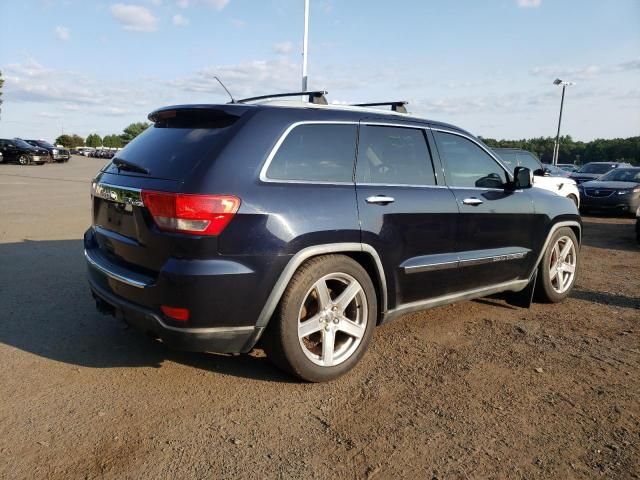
0;157;638;479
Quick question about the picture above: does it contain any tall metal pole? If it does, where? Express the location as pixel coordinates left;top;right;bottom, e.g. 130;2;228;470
552;84;566;166
301;0;309;91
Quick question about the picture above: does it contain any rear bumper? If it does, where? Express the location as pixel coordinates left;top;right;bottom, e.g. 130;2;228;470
89;278;264;353
84;227;281;353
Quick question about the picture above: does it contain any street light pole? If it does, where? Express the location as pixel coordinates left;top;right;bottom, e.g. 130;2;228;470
301;0;309;91
552;78;574;165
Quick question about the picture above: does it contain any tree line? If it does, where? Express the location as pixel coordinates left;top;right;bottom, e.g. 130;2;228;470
480;135;640;166
54;122;150;149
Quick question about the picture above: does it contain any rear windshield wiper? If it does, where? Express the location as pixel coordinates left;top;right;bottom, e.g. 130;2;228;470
112;157;150;175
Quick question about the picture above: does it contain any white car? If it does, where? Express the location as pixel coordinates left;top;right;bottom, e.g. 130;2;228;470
492;148;580;207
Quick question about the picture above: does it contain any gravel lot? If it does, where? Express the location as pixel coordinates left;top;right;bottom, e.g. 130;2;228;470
0;157;638;479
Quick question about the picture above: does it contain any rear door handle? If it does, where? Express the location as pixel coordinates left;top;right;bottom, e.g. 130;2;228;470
366;195;395;205
462;197;483;206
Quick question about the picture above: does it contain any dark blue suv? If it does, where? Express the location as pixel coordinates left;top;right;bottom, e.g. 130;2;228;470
85;93;581;381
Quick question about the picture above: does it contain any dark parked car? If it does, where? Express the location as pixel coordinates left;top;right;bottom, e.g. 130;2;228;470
557;163;578;172
579;167;640;215
85;93;582;381
25;139;70;162
0;138;48;165
570;162;632;184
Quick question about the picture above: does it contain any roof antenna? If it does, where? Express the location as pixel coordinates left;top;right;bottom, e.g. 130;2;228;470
214;76;236;103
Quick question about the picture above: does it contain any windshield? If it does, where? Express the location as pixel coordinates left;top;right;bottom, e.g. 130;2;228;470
13;138;35;149
492;150;541;173
578;163;614;174
599;169;640;182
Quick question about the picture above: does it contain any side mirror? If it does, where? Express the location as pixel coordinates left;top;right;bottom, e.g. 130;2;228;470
513;166;533;189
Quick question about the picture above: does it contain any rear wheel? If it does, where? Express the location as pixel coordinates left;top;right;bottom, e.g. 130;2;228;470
264;255;377;382
536;227;579;303
18;155;29;165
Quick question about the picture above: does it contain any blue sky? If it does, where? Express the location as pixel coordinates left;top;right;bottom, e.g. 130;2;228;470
0;0;638;143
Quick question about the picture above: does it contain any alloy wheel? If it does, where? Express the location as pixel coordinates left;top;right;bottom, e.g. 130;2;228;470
548;235;577;294
297;272;367;367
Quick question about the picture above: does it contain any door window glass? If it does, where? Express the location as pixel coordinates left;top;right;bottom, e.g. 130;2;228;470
266;124;357;182
356;125;435;185
435;132;507;188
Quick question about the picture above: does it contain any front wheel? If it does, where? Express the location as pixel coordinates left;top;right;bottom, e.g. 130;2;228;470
264;255;377;382
18;155;30;165
536;227;579;303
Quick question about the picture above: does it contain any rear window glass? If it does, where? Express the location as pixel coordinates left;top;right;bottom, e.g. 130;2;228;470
103;109;239;179
265;124;357;183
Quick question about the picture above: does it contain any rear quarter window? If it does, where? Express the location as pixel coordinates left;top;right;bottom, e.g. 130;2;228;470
265;123;357;183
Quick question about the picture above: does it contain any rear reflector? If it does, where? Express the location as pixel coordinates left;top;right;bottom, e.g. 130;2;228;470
161;305;190;321
141;191;240;236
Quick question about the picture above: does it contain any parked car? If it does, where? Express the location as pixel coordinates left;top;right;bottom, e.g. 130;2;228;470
541;163;573;178
557;163;578;172
78;147;95;157
578;167;640;215
0;138;48;165
570;162;632;184
636;206;640;243
492;148;580;206
85;94;582;381
25;139;70;163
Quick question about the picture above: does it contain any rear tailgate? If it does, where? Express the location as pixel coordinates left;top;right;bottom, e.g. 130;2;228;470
88;106;248;275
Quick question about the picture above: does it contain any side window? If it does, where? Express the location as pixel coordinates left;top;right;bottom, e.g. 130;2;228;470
435;132;507;188
266;124;357;183
356;125;435;185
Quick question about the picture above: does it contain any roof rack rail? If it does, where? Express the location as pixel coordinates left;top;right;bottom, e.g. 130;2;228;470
352;101;408;113
235;90;328;105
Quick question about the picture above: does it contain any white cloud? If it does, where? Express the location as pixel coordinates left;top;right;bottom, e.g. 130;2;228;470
5;59;53;78
172;14;189;26
517;0;541;7
273;41;293;55
176;0;189;7
230;18;246;28
617;58;640;71
37;112;62;119
168;58;300;98
110;4;158;32
203;0;229;9
54;26;70;41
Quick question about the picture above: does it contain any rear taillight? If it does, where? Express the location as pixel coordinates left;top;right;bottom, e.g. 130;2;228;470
141;191;240;236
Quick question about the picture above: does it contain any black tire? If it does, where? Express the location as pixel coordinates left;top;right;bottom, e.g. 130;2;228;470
18;155;29;166
535;227;579;303
263;254;377;382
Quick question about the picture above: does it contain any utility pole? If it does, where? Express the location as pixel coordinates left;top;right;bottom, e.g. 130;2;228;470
552;78;574;165
302;0;309;91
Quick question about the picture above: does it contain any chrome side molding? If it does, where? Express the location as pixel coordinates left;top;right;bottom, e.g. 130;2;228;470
402;247;530;274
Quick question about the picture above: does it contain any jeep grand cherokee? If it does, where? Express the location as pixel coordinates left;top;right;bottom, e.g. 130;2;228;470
85;93;581;382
